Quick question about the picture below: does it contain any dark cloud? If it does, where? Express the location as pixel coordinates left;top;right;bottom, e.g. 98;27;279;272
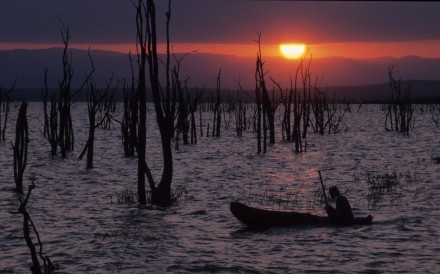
1;0;439;44
1;0;135;43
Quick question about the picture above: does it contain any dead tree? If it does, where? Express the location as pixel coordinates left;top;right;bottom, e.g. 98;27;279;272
119;53;138;157
429;104;440;127
276;80;291;142
176;85;202;147
310;82;328;135
384;65;414;135
310;84;348;135
212;69;222;137
279;49;312;145
174;77;188;148
57;22;75;158
172;53;192;147
189;89;203;144
19;181;54;274
41;69;59;157
121;78;137;157
326;93;348;134
220;92;235;132
293;57;309;151
0;82;14;142
273;72;305;153
234;86;247;137
134;0;177;206
78;75;117;169
41;21;93;158
133;0;148;205
14;102;53;272
13;101;28;194
254;63;262;153
300;50;313;139
199;92;204;137
254;34;275;153
97;85;117;130
57;21;94;158
19;182;41;273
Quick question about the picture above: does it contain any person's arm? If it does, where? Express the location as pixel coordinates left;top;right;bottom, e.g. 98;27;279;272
325;204;336;219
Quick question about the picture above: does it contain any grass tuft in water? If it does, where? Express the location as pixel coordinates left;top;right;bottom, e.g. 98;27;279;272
242;183;324;211
111;189;138;204
111;185;189;205
171;185;189;203
364;171;414;210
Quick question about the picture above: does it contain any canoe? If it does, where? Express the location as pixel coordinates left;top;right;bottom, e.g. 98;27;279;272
230;201;373;228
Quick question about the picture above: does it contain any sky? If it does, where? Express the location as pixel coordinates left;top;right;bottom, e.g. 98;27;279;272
2;0;440;89
1;0;440;59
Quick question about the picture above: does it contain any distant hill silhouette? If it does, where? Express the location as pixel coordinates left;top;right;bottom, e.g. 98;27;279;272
0;48;132;89
1;48;440;102
331;81;440;103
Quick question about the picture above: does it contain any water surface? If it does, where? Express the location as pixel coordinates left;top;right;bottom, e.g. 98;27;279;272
1;103;439;273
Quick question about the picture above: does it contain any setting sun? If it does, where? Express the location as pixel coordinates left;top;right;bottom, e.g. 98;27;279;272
279;43;306;59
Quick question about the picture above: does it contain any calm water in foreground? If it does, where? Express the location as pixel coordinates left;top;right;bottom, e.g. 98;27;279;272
1;103;439;273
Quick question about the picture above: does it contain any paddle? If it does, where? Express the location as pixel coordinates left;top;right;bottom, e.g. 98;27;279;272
318;170;328;205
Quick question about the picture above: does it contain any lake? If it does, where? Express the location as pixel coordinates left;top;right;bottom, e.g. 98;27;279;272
1;102;439;273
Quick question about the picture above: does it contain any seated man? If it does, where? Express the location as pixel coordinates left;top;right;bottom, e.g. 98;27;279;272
325;186;354;225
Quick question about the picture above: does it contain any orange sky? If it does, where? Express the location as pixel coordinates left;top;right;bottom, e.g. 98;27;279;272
1;40;440;59
2;1;440;89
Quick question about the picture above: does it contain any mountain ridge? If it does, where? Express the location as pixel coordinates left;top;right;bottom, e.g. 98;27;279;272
1;48;440;102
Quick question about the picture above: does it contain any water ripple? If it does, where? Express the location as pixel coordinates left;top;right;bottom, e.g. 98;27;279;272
0;103;439;273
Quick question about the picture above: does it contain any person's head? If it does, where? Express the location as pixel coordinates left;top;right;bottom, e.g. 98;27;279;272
329;186;340;200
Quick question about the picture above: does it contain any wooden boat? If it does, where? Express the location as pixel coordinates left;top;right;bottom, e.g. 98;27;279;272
230;201;373;229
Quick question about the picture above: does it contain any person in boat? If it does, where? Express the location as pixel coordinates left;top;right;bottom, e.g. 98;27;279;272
325;186;354;225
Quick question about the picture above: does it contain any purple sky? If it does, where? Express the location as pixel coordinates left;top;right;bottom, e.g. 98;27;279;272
2;1;440;89
2;0;440;45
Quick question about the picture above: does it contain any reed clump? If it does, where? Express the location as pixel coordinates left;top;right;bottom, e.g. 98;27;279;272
111;189;138;204
367;172;400;191
365;171;413;209
242;183;323;211
171;185;189;203
112;185;188;205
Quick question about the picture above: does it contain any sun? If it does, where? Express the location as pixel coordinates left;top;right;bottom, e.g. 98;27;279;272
279;43;306;59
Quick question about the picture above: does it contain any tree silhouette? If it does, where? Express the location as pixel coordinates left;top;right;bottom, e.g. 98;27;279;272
134;0;176;206
0;82;13;142
13;100;28;193
42;20;93;158
254;34;276;153
212;69;222;137
79;74;117;169
384;65;414;135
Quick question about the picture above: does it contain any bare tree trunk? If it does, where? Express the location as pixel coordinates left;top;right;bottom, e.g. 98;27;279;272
134;0;176;206
254;34;275;149
78;74;114;169
189;89;202;144
13;101;28;194
0;82;13;142
19;182;54;274
121;77;137;157
211;70;222;138
301;50;313;139
19;183;41;274
134;0;148;205
57;21;93;158
199;102;204;137
57;22;73;158
255;66;262;153
385;65;414;135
